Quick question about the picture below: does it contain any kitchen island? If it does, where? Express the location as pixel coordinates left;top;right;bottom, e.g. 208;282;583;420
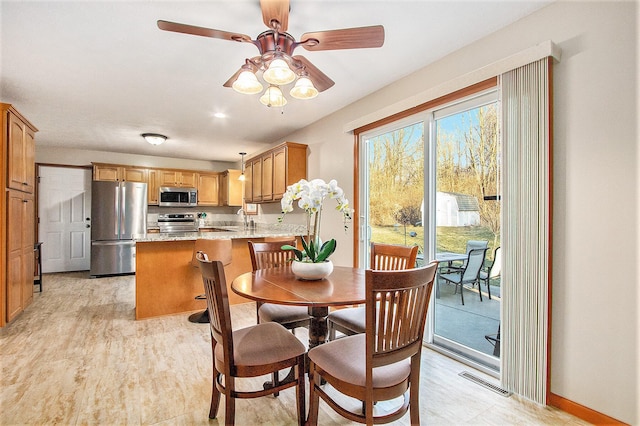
134;226;304;319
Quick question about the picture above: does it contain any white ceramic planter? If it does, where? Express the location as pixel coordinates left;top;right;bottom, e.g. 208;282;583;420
291;260;334;280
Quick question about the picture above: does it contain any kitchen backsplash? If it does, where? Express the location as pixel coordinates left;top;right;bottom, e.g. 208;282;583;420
147;203;307;232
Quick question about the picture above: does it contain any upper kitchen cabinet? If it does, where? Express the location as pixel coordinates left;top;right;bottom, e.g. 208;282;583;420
147;169;158;205
220;170;243;207
197;172;220;206
243;160;253;202
244;142;307;203
250;157;263;203
93;163;147;183
158;169;197;188
3;104;38;194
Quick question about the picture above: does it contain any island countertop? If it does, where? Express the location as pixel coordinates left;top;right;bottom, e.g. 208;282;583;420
135;226;305;243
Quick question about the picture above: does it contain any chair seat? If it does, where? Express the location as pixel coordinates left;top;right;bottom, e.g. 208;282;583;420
479;270;488;280
215;322;306;367
440;272;465;283
327;306;365;334
258;303;310;324
308;334;410;389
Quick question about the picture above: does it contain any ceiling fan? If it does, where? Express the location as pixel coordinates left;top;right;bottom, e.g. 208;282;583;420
157;0;385;106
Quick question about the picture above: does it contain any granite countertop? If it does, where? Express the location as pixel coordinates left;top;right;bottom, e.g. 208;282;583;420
136;225;306;242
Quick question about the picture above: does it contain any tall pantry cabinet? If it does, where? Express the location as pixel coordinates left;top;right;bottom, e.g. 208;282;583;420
1;103;38;327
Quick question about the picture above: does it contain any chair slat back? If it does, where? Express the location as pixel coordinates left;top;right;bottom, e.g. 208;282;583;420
196;252;235;367
370;242;419;271
366;262;438;367
462;248;487;282
248;240;297;271
191;239;232;267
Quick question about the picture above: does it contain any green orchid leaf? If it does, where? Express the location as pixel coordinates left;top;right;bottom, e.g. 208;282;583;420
281;244;303;261
316;239;336;262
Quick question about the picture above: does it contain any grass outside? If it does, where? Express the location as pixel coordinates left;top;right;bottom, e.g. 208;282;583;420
370;225;498;262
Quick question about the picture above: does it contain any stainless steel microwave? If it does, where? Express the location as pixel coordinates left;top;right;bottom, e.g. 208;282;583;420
159;187;197;207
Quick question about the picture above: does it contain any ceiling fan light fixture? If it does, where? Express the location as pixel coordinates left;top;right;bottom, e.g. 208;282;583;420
260;85;287;107
290;76;318;100
263;58;296;85
142;133;167;145
232;70;263;94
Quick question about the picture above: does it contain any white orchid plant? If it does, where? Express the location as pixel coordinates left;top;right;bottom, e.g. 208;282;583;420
279;178;352;263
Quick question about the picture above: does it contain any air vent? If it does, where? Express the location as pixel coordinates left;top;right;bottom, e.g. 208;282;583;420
459;371;511;397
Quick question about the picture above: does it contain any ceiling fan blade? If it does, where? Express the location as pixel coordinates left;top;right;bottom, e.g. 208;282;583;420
260;0;289;32
157;20;252;43
293;56;334;92
300;25;385;51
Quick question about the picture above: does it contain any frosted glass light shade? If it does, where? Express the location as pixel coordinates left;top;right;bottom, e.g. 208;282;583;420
290;76;318;99
232;70;263;94
263;59;295;85
260;86;287;107
142;133;167;145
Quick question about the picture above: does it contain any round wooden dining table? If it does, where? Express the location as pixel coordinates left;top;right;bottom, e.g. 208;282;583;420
231;265;365;348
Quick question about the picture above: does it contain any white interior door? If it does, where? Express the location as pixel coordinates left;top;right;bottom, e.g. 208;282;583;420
38;166;92;272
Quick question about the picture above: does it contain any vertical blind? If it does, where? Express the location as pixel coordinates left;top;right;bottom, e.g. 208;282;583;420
500;57;551;404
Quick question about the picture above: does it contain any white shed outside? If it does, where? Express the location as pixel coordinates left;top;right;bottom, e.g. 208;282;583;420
435;192;480;227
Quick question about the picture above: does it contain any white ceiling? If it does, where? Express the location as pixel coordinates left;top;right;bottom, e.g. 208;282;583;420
0;0;550;163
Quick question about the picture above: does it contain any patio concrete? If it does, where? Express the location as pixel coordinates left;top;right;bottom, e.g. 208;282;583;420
434;277;501;358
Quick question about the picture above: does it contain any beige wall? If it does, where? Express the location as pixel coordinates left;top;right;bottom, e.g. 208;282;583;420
280;1;638;424
36;146;232;171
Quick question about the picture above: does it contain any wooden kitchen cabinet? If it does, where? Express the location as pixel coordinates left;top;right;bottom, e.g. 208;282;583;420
147;169;159;205
251;157;263;202
158;169;197;187
197;172;220;206
243;161;253;202
5;105;37;194
261;152;274;202
2;103;37;327
93;163;147;183
6;190;34;322
243;142;307;203
220;169;243;207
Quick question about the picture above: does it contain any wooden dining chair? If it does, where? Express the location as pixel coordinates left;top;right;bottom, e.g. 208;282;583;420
196;252;306;425
248;240;311;331
188;239;232;323
327;242;419;340
307;261;438;425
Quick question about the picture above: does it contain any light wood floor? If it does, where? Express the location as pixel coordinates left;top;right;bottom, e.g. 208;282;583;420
0;272;589;425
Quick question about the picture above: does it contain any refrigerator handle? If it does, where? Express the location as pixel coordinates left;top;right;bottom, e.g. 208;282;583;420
121;184;126;236
115;185;120;236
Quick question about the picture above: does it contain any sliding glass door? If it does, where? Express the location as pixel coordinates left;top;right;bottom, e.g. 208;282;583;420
430;92;501;371
358;119;425;267
359;90;501;372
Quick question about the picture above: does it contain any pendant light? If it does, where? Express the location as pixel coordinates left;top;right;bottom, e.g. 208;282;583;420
238;152;247;181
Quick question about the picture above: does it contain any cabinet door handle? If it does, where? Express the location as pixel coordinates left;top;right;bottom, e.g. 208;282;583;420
23;182;28;185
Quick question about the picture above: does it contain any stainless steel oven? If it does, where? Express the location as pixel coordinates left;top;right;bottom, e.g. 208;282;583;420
157;213;198;233
159;187;197;207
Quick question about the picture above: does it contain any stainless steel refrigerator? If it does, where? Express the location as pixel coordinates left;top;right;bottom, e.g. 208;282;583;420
90;181;147;277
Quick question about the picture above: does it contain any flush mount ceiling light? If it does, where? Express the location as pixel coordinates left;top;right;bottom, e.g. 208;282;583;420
142;133;167;145
157;0;385;109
